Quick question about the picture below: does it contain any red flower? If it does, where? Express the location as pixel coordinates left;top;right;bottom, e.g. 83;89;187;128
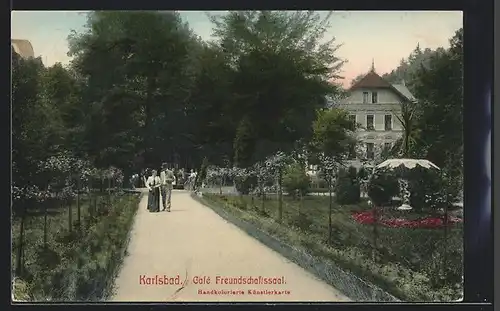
351;210;462;228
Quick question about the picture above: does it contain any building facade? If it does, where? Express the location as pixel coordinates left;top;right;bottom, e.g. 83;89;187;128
334;65;416;169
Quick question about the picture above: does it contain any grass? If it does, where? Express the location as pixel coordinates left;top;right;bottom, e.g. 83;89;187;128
202;193;463;302
11;191;141;301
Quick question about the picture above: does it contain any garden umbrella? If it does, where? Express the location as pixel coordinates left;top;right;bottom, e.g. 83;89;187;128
376;158;440;210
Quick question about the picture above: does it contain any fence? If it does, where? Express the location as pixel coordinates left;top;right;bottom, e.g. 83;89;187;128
198;163;464;302
11;171;129;301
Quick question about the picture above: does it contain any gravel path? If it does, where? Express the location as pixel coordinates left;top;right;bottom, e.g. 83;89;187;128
111;189;350;302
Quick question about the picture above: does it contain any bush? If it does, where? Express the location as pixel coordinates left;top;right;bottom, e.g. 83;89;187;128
367;169;400;207
407;168;458;211
234;174;257;195
335;167;361;204
283;163;310;197
290;212;313;230
13;193;140;301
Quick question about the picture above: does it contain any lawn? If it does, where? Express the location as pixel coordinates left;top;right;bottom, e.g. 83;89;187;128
12;191;141;301
202;193;463;302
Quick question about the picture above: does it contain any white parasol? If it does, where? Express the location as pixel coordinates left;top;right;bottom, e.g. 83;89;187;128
376;158;440;210
376;158;440;170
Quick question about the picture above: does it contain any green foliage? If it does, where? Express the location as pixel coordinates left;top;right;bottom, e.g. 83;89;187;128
312;108;357;160
367;169;400;207
335;167;361;204
12;53;60;186
12;193;140;301
203;194;463;301
233;117;255;168
210;11;346;164
382;43;445;84
67;11;199;169
411;29;463;179
283;163;310;197
234;174;257;195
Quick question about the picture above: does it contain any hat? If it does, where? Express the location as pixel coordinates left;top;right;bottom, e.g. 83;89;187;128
162;162;168;169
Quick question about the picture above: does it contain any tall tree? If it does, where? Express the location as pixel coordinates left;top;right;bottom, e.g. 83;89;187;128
209;11;346;165
12;53;61;186
39;63;85;156
311;108;356;244
411;28;463;177
68;11;197;170
382;45;445;85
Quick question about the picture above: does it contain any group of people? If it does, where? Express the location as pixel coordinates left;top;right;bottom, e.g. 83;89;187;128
129;164;200;213
144;163;176;213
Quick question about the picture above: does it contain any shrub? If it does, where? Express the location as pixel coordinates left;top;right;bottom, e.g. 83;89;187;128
234;174;257;195
335;167;361;204
290;212;313;230
367;169;400;207
407;168;459;211
13;193;140;301
283;163;310;197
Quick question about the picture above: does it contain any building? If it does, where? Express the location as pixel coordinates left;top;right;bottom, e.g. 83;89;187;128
11;39;35;59
334;61;416;169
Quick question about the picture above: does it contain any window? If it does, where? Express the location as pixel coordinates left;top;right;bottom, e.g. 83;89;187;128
349;114;356;125
384;114;392;131
366;115;374;131
363;92;369;103
348;143;356;159
372;92;378;103
366;143;374;160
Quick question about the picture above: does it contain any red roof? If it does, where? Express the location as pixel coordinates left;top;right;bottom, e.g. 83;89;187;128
349;70;393;90
349;70;415;102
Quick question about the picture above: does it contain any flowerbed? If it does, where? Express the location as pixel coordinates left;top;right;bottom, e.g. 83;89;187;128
202;194;463;301
351;210;462;228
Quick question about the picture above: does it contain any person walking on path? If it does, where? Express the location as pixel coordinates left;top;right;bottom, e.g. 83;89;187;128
142;169;149;188
160;163;175;212
146;169;161;212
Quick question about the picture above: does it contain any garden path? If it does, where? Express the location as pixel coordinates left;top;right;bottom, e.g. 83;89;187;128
111;189;350;302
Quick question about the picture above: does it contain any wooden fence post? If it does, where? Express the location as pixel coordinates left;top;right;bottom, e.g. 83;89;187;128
108;177;111;205
89;179;93;223
76;177;81;230
16;200;28;276
43;198;48;248
68;177;73;232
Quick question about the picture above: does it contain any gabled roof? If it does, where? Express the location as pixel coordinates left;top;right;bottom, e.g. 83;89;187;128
11;39;34;59
349;69;416;102
350;70;394;90
391;84;416;102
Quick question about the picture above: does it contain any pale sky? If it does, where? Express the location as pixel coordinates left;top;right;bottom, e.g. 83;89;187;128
11;10;462;86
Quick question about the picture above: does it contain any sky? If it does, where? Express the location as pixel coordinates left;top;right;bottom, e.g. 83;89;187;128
11;10;462;87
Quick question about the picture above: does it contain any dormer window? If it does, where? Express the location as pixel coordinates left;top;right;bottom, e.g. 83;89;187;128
363;92;369;103
372;91;378;103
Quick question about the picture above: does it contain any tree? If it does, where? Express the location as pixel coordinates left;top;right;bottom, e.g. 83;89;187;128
392;99;422;158
68;11;197;170
311;108;356;244
209;11;346;164
39;63;85;157
382;44;444;85
188;42;238;167
12;52;62;187
411;28;463;179
311;108;357;161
